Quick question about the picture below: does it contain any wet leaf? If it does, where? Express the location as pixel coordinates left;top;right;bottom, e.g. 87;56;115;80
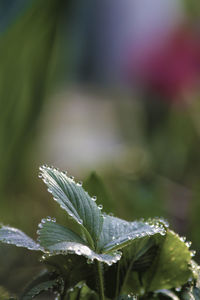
39;165;103;248
143;230;193;292
0;225;42;251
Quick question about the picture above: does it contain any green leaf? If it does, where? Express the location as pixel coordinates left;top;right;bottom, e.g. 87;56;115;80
98;215;166;253
43;254;96;291
101;217;165;298
104;235;162;298
38;218;87;247
143;230;193;292
39;165;103;248
20;270;62;300
0;225;43;251
38;218;121;265
21;280;59;300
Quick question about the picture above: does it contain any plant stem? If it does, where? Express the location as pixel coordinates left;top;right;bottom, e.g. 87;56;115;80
96;261;105;300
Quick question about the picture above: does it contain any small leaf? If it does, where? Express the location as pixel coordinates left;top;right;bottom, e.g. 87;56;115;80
20;270;62;300
38;218;87;247
143;230;193;292
0;225;43;251
39;166;103;248
21;280;59;300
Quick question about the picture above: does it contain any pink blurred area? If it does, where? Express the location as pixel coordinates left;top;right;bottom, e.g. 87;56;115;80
126;25;200;101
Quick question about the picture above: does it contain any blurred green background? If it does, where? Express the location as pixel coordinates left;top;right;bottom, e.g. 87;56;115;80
0;0;200;297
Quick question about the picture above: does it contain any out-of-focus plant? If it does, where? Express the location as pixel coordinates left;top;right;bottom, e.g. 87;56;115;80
0;165;200;299
0;0;68;193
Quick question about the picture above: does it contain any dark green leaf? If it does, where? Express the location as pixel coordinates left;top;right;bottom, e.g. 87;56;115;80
39;166;103;248
20;270;62;300
0;225;43;251
43;254;96;291
65;281;99;300
104;235;162;298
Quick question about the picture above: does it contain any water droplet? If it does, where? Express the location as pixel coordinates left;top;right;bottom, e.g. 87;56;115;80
41;219;46;223
77;181;82;186
180;236;186;242
47;216;51;221
38;173;42;178
98;204;103;210
186;241;192;248
190;250;196;257
76;249;81;255
38;223;43;228
69;176;74;180
52;217;56;222
112;236;115;240
87;258;93;264
91;196;97;201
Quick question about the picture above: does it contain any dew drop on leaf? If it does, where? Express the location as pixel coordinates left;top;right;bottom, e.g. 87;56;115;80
190;250;196;257
91;196;97;201
186;241;192;247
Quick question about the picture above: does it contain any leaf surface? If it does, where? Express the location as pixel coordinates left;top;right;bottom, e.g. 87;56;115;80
20;270;62;300
38;218;86;247
0;225;42;251
98;215;166;253
38;219;121;265
39;166;103;247
143;230;193;292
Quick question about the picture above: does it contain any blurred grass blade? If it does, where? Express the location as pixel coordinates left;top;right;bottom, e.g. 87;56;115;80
0;0;67;192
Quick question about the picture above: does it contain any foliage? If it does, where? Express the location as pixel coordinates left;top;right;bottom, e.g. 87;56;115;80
0;165;199;300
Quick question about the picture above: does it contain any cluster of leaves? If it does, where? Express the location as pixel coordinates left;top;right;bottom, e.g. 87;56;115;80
0;165;200;300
